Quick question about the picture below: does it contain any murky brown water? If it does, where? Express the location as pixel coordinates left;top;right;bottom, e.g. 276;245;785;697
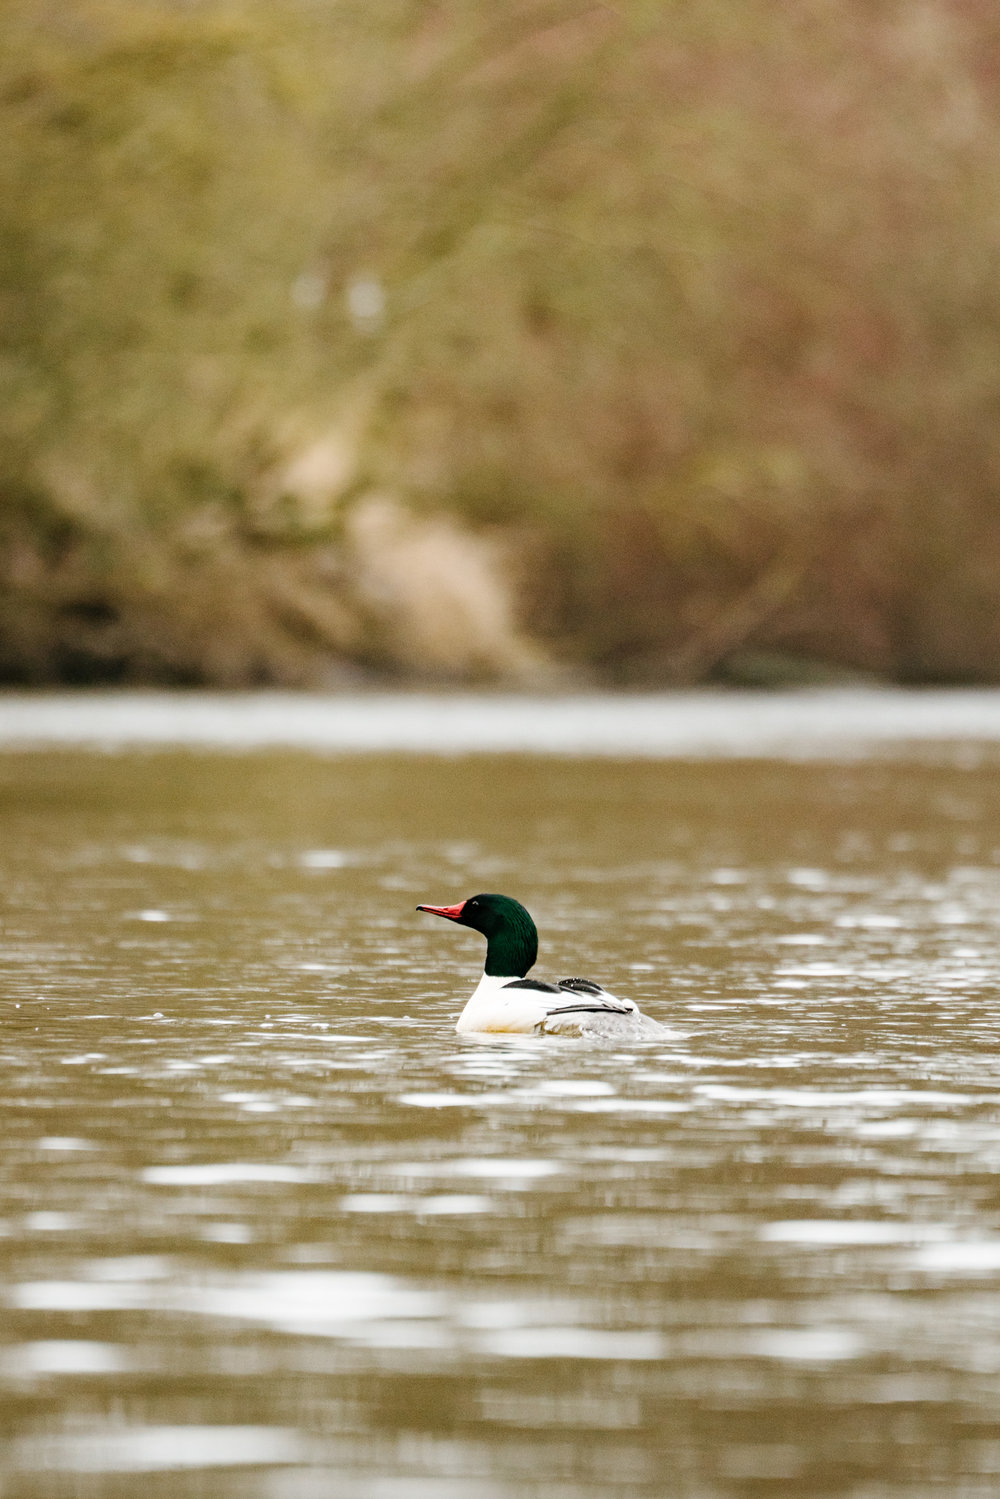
3;723;1000;1497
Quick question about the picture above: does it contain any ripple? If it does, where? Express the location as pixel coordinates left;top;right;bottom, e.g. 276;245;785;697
479;1327;666;1361
1;1341;127;1378
911;1241;1000;1273
760;1220;953;1245
339;1193;494;1215
406;1158;566;1180
748;1327;862;1361
9;1425;315;1472
143;1164;313;1186
695;1085;974;1108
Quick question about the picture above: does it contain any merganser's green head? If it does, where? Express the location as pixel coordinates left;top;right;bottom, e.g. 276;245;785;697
417;892;538;978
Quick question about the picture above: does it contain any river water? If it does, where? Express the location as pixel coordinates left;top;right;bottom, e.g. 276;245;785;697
2;691;1000;1497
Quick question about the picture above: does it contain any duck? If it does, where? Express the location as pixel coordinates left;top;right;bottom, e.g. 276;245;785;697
417;892;667;1037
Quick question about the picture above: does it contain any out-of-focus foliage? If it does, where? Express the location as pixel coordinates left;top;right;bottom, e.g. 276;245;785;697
3;0;1000;683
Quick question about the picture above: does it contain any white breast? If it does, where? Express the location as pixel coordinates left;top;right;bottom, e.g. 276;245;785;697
455;973;553;1034
455;972;651;1036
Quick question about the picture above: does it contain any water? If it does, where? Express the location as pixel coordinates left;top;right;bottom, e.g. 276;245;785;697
4;685;1000;755
2;693;1000;1497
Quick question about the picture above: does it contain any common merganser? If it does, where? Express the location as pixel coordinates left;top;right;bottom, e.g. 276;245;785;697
417;892;667;1037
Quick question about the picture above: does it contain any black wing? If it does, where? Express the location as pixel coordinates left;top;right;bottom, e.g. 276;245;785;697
504;975;635;1018
542;1003;634;1017
552;977;634;1017
502;978;563;994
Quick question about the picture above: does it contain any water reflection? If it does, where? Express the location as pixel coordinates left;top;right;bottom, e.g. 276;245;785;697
0;685;999;758
2;740;1000;1494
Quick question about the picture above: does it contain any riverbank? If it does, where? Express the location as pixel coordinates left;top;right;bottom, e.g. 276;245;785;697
5;1;1000;686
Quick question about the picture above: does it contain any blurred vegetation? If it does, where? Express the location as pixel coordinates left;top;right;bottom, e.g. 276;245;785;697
3;0;1000;685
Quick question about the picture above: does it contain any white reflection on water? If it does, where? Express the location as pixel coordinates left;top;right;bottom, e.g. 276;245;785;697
912;1242;1000;1272
749;1327;862;1362
299;849;352;868
11;1425;314;1472
143;1163;314;1185
11;1265;678;1365
5;1265;720;1363
760;1221;955;1245
23;1211;78;1233
5;686;1000;755
391;1158;566;1179
1;1340;127;1376
10;1269;446;1336
339;1193;494;1215
694;1084;977;1107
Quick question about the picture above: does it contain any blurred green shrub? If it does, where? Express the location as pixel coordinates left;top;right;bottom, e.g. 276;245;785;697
3;0;1000;683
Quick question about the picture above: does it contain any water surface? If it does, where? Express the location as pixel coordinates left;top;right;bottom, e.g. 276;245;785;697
4;685;1000;756
2;700;1000;1496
